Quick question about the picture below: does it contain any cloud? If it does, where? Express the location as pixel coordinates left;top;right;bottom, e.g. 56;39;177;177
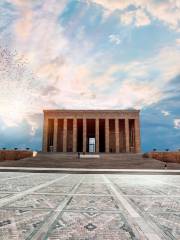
176;38;180;46
174;119;180;129
0;0;180;138
120;8;151;27
109;34;121;45
90;44;179;110
0;0;68;128
25;113;42;136
90;0;180;30
161;110;170;117
134;9;151;27
110;80;162;109
0;0;179;151
15;8;32;41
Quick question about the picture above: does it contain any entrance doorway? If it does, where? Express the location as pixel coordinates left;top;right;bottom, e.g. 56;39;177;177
86;119;95;152
89;138;96;153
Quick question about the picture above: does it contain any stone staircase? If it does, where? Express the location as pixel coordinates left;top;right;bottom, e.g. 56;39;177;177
0;152;180;169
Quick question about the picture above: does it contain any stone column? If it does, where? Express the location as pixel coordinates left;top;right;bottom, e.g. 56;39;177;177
42;115;48;152
83;118;87;153
63;118;67;153
105;118;109;153
73;118;77;153
125;118;130;153
95;118;99;153
135;118;141;153
115;119;120;153
53;118;58;152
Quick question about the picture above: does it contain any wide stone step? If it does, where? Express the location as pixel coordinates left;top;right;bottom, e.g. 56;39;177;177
0;152;179;169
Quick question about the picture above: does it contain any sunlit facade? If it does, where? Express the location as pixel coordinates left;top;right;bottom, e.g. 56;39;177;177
42;110;141;153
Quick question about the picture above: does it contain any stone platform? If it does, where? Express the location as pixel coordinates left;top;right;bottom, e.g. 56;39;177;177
0;172;179;239
0;153;180;169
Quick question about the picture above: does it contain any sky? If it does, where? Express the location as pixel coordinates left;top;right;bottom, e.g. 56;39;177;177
0;0;180;152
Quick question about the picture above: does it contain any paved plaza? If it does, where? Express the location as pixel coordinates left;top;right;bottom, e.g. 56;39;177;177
0;172;179;239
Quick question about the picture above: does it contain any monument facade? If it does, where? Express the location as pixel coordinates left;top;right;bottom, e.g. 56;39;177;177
42;110;141;153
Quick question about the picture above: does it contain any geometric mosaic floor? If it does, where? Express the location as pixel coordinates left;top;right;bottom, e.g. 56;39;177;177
0;172;179;240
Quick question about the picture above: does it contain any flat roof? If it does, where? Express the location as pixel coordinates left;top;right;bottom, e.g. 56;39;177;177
44;109;140;113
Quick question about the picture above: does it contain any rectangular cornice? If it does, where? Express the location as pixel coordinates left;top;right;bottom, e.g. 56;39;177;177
43;109;140;113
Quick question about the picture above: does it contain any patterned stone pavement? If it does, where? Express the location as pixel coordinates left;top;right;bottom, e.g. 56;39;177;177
0;173;179;239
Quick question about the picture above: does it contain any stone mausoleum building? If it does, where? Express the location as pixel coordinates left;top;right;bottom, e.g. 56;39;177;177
42;110;141;153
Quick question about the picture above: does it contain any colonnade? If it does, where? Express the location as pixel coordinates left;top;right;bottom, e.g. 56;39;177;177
43;116;141;153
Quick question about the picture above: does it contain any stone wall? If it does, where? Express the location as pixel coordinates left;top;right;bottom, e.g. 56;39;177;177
0;150;33;161
148;152;180;163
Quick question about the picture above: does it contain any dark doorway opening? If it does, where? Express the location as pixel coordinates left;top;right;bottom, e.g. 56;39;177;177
67;119;73;152
86;119;95;152
77;119;83;152
57;119;63;152
109;119;116;153
99;119;105;152
129;119;135;152
47;119;54;152
119;119;126;152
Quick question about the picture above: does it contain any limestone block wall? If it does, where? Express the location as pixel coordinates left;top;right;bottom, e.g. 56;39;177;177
0;150;33;161
148;151;180;163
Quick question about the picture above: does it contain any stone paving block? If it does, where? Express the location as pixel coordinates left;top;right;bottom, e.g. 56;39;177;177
65;195;120;211
76;183;111;195
0;172;179;240
128;196;180;213
156;185;180;195
0;209;50;240
47;211;138;240
83;175;106;183
0;193;12;199
36;185;74;194
0;183;35;193
4;194;67;209
149;212;180;239
115;185;163;195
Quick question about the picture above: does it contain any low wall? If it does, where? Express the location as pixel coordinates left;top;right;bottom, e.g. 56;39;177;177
148;152;180;163
0;150;33;161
